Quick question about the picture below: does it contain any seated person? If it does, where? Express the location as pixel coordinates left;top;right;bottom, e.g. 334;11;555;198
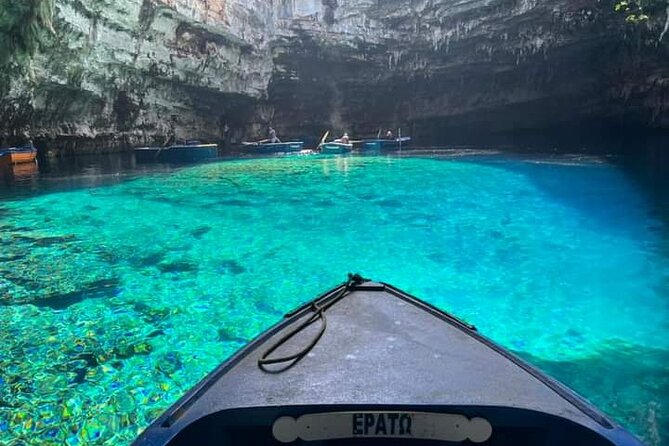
268;127;281;143
335;132;350;144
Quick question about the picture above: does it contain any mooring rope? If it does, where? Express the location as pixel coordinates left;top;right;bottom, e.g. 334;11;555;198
257;273;367;373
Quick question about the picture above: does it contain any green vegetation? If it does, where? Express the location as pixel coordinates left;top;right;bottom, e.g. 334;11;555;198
615;0;651;23
614;0;667;24
0;0;55;70
614;0;669;41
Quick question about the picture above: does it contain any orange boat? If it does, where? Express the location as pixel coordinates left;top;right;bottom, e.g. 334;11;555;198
0;145;38;164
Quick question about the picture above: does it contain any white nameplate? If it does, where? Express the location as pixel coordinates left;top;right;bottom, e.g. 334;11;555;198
273;411;492;443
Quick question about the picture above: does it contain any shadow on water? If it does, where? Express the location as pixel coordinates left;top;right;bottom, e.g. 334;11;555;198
444;150;669;244
0;152;187;199
516;342;669;446
617;153;669;227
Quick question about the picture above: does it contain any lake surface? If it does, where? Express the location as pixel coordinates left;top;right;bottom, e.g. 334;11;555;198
1;152;667;445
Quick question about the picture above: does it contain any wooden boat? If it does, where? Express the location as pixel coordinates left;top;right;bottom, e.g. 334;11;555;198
133;275;643;446
360;137;412;151
0;145;38;164
319;141;353;154
134;144;218;163
242;141;305;154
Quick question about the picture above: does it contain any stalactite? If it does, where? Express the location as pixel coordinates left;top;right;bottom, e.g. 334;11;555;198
659;1;669;42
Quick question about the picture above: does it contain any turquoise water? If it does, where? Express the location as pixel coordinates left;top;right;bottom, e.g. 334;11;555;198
1;154;667;445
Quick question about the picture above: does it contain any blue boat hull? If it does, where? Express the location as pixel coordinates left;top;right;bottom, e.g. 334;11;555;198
320;142;353;154
243;142;305;154
360;137;412;151
134;145;218;163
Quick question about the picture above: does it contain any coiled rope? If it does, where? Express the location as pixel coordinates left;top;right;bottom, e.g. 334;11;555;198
257;273;367;373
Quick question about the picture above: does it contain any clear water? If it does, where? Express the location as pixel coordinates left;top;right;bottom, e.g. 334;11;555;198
1;154;667;445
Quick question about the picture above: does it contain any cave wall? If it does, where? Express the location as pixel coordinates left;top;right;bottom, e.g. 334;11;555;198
2;0;668;153
2;0;275;154
268;0;669;148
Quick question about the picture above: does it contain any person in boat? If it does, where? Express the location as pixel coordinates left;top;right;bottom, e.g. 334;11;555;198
268;127;281;144
163;122;176;147
335;132;350;144
385;130;394;139
163;133;176;147
22;127;34;149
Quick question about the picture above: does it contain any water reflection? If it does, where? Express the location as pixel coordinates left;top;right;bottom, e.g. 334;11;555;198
0;161;40;186
0;152;187;199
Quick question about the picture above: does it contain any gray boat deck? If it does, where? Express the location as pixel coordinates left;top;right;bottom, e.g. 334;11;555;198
154;283;607;434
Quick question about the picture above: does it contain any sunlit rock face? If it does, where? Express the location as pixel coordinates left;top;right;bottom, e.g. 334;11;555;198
12;0;275;153
4;0;669;153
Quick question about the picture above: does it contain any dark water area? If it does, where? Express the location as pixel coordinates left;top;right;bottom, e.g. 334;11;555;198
0;152;173;199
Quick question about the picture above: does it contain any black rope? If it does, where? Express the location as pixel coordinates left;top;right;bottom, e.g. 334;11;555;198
257;273;367;373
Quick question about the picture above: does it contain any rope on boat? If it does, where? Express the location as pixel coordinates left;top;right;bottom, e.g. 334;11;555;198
257;273;367;373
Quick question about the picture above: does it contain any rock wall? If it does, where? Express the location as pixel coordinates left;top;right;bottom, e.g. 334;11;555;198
2;0;275;154
268;0;669;150
2;0;668;154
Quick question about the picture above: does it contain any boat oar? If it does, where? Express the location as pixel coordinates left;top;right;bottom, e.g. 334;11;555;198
376;128;382;139
318;131;329;150
398;127;402;151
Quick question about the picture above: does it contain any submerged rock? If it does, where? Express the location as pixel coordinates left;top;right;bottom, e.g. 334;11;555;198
217;259;246;275
157;260;198;274
0;278;122;310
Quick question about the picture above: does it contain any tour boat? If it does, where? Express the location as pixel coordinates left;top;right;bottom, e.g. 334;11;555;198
319;141;353;154
360;137;412;151
242;141;305;154
134;144;218;163
0;145;38;164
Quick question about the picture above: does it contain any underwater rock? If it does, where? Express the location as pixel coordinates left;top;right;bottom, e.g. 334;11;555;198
156;352;184;375
375;198;404;208
132;303;173;324
71;368;88;385
113;341;153;359
157;260;198;274
217;328;247;344
217;260;246;275
12;234;77;248
0;278;121;310
74;353;100;369
254;300;279;315
148;329;165;338
135;252;166;267
191;226;212;239
214;199;252;207
0;253;28;262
